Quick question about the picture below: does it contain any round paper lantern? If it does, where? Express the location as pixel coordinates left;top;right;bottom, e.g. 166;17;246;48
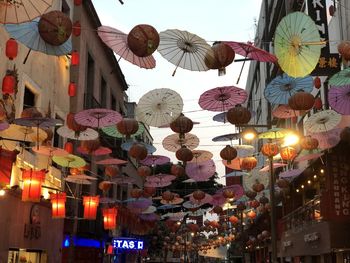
245;190;257;199
247;210;256;219
5;38;18;60
72;21;81;36
170;164;185;177
137;165;152;177
222;189;235;199
162;191;175;202
66;112;87;132
259;195;269;204
220;145;237;164
205;42;235;76
237;202;246;211
99;181;112;192
38;11;72;46
68;82;77;97
21;107;43;118
329;5;335;16
81;139;100;153
193;190;205;201
314;76;321;89
241;156;257;171
127;24;159;57
229;215;239;224
314;97;323;110
105;165;119;177
288;91;315;111
71;50;79;66
300;136;319;150
170;113;193;138
261;143;279;157
117;118;139;138
128;143;148;160
227;105;251;125
280;146;297;161
338;41;350;60
2;74;15;94
22;169;46;202
130;188;143;199
143;187;156;197
175;146;193;162
50;192;66;218
252;183;265;193
102;207;118;230
64;142;74;154
249;199;260;208
213;206;223;214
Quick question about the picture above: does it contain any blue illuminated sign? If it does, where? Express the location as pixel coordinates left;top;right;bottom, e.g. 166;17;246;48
112;238;144;250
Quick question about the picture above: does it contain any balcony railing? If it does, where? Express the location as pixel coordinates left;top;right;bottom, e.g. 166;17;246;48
281;196;321;233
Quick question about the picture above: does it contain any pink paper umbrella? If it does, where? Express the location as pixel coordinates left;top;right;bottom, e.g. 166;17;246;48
222;158;242;170
308;128;341;150
144;180;172;188
186;159;216;182
74;108;123;128
328;85;350;115
198;86;248;112
95;158;128;165
0;121;9;131
272;104;304;119
294;150;324;163
97;25;156;69
111;176;136;185
32;146;68;157
209;194;227;206
146;174;176;183
139;213;160;221
189;193;213;206
77;146;112;156
217;184;244;200
279;169;304;179
140;155;170;166
259;162;287;172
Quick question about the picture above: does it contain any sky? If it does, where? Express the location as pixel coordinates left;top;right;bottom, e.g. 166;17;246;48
92;0;263;184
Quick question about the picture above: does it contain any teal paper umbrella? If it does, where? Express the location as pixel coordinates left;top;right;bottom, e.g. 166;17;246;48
329;67;350;87
102;122;145;138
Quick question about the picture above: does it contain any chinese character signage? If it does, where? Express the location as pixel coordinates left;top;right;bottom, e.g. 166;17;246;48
307;0;341;75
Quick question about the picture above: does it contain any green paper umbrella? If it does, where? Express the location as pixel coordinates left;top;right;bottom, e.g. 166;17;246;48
258;128;292;139
101;122;145;138
274;12;324;78
329;67;350;86
52;154;86;168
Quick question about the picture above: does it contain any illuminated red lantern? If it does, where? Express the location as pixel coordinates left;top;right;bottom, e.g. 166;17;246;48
5;38;18;60
2;74;15;94
261;143;279;157
229;215;239;224
220;145;237;164
128;143;148;160
137;165;152;177
83;196;100;220
50;192;66;218
68;82;76;97
241;156;257;171
71;50;79;66
288;91;315;111
130;188;143;199
74;0;82;5
280;146;297;161
117;118;139;139
105;165;119;177
314;97;323;110
21;169;46;202
222;189;235;199
72;21;81;36
64;141;74;154
247;210;256;219
314;76;321;89
300;136;319;150
103;207;118;230
205;42;235;76
99;181;112;192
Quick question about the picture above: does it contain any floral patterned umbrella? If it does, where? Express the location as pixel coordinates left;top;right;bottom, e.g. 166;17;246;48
140;155;170;166
57;126;98;141
186;159;216;181
304;110;341;134
272;104;304;119
188;150;213;163
162;133;199;152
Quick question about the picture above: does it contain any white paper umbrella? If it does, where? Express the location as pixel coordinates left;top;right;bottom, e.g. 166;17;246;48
304;110;341;134
233;145;255;158
135;88;183;127
243;168;269;191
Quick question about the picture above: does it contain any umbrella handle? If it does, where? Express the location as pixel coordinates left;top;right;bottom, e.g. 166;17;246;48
23;49;32;64
236;59;247;84
172;52;185;77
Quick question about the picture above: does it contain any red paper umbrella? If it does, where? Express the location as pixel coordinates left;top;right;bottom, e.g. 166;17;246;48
198;86;247;112
97;25;156;69
189;193;213;206
140;155;170;166
95;158;128;165
217;184;244;200
185;159;216;181
32;146;68;157
272;104;304;119
74;108;123;128
77;146;112;156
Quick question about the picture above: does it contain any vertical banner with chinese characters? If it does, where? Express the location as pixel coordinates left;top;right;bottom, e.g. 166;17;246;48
307;0;341;75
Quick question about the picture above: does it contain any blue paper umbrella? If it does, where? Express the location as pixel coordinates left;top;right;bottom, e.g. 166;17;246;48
264;73;313;105
5;19;72;56
121;140;157;154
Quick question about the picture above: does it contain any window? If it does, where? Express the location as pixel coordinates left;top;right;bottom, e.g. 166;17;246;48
23;86;36;109
53;114;64;148
100;77;107;108
84;53;95;108
61;0;70;16
111;95;116;110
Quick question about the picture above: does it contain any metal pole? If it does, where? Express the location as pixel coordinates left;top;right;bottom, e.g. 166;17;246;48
269;156;277;262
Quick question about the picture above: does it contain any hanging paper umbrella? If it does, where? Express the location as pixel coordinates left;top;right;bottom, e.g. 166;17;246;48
121;140;156;154
160;196;184;205
209;194;227;206
329;67;350;86
243;169;269;191
95;158;128;165
0;121;9;131
183;201;202;211
127;198;152;211
304;110;341;134
101;122;145;138
308;128;341;150
234;145;255;158
74;108;122;128
274;12;324;78
140;155;170;166
189;150;213;163
97;25;156;69
0;0;53;24
294;149;324;162
111;176;136;185
189;193;213;206
77;146;112;156
57;126;99;141
259;163;287;172
65;176;92;185
0;124;47;142
279;168;304;179
158;29;214;76
272;104;304;119
213;111;255;123
140;205;156;215
139;213;160;221
158;204;180;210
52;154;86;168
144;180;172;188
222;158;242;170
162;133;199;152
146;174;176;183
32;146;68;157
264;74;313;105
212;133;241;142
328;85;350;115
198;86;248;112
223;171;249;177
186;159;216;181
5;19;72;56
135;88;183;127
258;128;292;139
217;184;244;200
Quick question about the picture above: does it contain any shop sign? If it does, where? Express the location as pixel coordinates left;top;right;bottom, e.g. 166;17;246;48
112;238;144;250
304;232;320;242
307;0;341;76
24;204;41;240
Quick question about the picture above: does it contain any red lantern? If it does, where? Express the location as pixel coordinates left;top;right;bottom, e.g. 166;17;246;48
83;196;100;220
205;42;235;76
71;50;79;66
241;157;257;171
245;190;257;199
192;190;205;201
105;165;119;177
314;97;323;110
143;187;156;197
72;21;81;36
229;215;239;224
68;82;76;97
170;164;185;177
162;191;175;202
220;145;237;164
66;112;86;133
300;136;319;150
5;38;18;60
213;206;223;214
222;189;235;199
261;143;279;157
137;165;152;177
128;143;148;160
50;192;66;218
280;146;297;161
74;0;82;5
314;76;321;89
102;207;118;230
21;169;46;202
2;74;15;94
64;142;74;154
127;24;160;57
130;188;143;199
117;118;139;139
288;92;315;111
175;146;193;162
247;210;256;219
227;105;251;125
170;113;193;138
